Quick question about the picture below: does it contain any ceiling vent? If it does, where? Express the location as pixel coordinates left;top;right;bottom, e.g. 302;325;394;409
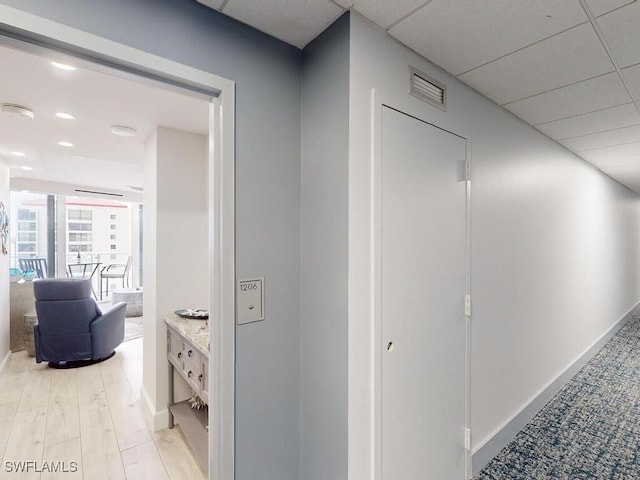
74;189;123;197
409;67;446;111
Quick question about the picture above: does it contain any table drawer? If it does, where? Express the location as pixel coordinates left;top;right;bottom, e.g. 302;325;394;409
168;331;184;369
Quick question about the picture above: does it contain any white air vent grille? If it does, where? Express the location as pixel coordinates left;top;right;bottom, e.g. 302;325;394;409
409;67;446;110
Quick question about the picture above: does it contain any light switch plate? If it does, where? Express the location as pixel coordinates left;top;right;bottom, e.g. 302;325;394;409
237;277;264;325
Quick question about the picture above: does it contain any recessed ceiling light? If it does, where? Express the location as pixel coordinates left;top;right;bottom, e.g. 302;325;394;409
56;112;75;120
20;166;33;171
11;151;25;157
58;141;74;147
52;61;76;71
0;103;35;119
110;125;137;137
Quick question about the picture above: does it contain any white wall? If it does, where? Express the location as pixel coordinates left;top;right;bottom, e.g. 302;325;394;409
142;127;208;430
0;160;9;370
347;12;640;477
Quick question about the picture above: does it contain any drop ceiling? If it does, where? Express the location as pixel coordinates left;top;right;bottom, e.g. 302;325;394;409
200;0;640;194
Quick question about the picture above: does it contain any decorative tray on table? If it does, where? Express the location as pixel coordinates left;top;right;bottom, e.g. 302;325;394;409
174;308;209;320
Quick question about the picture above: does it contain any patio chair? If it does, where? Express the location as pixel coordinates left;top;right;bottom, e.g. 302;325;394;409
99;255;133;299
18;257;49;278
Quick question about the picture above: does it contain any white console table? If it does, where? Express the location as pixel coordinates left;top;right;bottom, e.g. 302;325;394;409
164;313;209;472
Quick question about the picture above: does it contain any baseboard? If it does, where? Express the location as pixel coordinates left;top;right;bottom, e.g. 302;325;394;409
140;385;170;432
0;349;11;376
471;302;640;476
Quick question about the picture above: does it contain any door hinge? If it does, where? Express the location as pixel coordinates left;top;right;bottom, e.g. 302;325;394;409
465;159;471;181
464;294;471;317
464;428;471;451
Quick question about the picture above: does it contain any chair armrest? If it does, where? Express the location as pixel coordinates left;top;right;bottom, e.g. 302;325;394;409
90;302;126;359
104;264;125;272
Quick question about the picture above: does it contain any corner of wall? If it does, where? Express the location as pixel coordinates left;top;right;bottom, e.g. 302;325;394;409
0;159;10;365
140;384;170;432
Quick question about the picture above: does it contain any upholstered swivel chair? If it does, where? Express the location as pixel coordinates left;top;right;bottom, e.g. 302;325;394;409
33;278;126;367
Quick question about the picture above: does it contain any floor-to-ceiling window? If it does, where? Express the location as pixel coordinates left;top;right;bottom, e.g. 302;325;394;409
10;191;137;295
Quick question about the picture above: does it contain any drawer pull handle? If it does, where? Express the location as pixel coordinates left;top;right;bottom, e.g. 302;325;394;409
198;374;203;382
188;370;193;378
188;350;193;358
177;352;182;359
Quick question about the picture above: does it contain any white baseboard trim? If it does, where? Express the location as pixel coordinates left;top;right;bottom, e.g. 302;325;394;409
140;385;170;432
0;349;11;376
471;302;640;476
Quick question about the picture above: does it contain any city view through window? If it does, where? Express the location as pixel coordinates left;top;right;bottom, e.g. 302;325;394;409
9;191;140;293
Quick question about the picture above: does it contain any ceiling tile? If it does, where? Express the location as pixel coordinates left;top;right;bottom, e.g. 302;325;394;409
596;1;640;68
504;72;629;125
560;124;640;151
458;23;614;105
197;0;224;9
221;0;345;48
388;0;587;76
578;141;640;169
585;0;635;17
622;64;640;100
334;0;428;29
535;103;640;140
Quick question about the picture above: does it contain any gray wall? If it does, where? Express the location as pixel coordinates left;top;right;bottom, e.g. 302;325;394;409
346;11;640;476
300;13;349;480
0;1;302;478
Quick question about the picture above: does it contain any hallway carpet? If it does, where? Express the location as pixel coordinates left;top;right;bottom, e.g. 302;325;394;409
475;316;640;479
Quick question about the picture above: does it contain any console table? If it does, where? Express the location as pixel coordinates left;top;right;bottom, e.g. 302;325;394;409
164;313;209;472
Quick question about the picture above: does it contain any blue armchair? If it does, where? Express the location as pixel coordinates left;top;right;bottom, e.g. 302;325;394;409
33;278;126;367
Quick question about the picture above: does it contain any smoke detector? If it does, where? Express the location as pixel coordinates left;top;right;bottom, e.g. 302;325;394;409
110;125;137;137
0;103;35;119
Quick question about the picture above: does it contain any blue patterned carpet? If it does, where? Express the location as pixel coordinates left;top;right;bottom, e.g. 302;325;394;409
475;316;640;479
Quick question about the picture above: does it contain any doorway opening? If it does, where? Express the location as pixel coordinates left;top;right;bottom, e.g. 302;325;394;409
0;7;235;479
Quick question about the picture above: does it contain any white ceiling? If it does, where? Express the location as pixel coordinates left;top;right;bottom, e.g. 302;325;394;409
202;0;640;194
0;45;209;199
2;2;639;197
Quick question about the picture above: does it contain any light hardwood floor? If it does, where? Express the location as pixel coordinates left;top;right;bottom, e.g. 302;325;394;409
0;339;206;480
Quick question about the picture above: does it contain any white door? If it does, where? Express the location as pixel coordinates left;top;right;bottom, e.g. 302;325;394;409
381;106;467;479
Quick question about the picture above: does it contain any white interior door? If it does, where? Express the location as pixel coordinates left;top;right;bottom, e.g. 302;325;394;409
381;106;467;479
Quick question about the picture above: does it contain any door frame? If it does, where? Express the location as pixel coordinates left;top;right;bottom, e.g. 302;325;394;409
370;92;472;479
0;6;236;480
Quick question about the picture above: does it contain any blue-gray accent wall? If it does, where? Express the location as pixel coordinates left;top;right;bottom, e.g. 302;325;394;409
0;1;302;478
300;12;350;480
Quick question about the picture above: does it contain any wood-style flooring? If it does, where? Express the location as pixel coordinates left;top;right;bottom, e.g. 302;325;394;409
0;338;206;480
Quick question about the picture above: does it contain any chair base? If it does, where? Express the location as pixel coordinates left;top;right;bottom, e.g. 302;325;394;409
47;351;116;369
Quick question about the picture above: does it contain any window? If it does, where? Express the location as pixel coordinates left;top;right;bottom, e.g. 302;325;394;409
17;221;36;231
17;244;36;253
69;233;92;242
18;232;36;242
110;214;117;220
18;210;36;221
68;244;91;252
68;223;93;231
110;224;116;230
68;209;92;221
110;234;117;240
110;244;117;250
